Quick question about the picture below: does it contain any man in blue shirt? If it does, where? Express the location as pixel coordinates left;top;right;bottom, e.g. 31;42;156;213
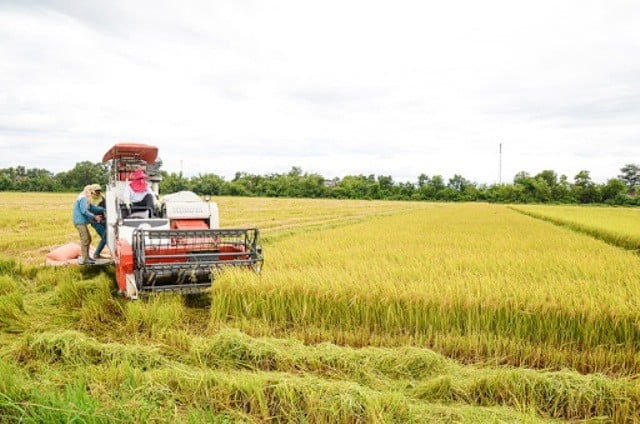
73;185;103;265
88;183;107;258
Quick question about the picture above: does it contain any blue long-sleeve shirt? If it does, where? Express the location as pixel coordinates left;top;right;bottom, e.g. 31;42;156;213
72;194;96;225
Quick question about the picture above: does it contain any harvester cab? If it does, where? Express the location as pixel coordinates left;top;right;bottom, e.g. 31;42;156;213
102;143;263;299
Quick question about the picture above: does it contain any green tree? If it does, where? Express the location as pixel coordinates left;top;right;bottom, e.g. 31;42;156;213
55;161;108;192
396;181;416;199
417;173;429;188
530;178;551;203
431;175;446;191
334;175;373;199
513;171;531;185
415;174;446;200
160;171;192;194
299;173;327;198
448;174;470;192
551;174;574;203
191;173;225;196
288;166;303;177
512;171;536;202
436;186;460;201
573;170;600;203
618;164;640;191
600;178;626;203
0;173;12;190
376;175;395;198
535;170;558;188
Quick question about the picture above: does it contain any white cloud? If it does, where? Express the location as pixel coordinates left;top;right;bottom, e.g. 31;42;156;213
1;0;639;184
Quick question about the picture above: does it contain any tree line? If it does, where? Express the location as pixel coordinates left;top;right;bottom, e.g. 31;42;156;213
2;162;640;205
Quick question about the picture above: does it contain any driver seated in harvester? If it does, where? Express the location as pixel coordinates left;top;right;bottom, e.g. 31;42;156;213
123;169;158;217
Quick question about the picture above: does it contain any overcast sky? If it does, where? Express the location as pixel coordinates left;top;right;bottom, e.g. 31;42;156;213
1;1;639;184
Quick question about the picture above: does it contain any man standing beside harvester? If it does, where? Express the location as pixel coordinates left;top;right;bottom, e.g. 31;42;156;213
72;185;104;265
89;183;108;259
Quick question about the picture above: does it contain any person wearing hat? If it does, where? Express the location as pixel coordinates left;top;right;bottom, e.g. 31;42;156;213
123;169;157;217
88;184;108;258
72;185;103;265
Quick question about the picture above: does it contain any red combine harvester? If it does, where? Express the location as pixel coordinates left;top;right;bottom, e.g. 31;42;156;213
102;143;263;299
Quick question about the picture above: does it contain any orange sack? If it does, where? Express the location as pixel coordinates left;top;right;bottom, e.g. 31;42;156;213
46;242;82;265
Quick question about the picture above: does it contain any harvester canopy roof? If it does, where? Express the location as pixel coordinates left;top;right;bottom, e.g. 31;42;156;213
102;143;158;164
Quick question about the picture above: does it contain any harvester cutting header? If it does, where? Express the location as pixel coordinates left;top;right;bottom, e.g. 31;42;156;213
102;143;263;299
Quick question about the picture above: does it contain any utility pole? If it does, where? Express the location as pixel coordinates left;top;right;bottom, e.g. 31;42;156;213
499;143;502;185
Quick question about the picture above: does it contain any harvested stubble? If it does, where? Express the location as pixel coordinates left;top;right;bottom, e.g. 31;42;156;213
0;192;430;265
0;193;80;263
6;328;639;422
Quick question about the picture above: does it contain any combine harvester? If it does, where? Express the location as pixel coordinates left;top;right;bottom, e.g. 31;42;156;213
101;143;263;299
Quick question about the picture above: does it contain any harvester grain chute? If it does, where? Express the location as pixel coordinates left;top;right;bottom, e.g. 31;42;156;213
102;143;263;299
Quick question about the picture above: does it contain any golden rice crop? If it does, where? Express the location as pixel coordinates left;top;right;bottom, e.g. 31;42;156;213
511;204;640;250
210;203;640;375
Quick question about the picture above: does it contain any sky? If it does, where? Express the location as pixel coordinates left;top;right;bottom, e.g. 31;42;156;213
1;0;639;185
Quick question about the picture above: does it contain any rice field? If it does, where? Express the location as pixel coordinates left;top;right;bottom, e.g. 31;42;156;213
1;192;639;422
510;204;640;251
